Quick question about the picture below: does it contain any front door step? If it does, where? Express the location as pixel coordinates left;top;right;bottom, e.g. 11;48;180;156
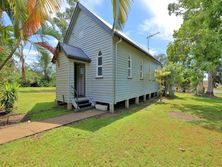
73;97;95;111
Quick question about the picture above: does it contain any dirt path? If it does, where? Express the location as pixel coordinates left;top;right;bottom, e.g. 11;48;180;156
0;110;105;145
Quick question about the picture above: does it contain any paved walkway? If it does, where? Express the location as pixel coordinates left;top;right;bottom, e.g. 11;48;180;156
0;110;105;145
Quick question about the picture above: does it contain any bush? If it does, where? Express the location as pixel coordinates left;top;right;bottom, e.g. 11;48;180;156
0;82;20;113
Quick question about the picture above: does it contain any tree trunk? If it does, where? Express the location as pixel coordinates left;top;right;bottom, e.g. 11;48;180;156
21;56;26;82
169;85;174;97
206;72;214;97
20;45;26;82
165;85;168;97
196;80;204;96
0;39;21;71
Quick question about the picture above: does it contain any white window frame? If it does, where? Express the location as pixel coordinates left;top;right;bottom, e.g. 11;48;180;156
127;56;132;78
96;51;103;78
140;60;144;79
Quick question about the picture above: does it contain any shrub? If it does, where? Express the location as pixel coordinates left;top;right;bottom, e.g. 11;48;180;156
0;82;20;113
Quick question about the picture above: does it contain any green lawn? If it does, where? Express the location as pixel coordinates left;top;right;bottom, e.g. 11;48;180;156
14;87;71;121
0;93;222;166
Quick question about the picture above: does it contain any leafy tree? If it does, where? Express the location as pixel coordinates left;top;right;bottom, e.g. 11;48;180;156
214;65;222;86
36;48;54;81
12;22;60;85
0;82;20;113
155;68;170;101
14;43;26;83
164;62;184;96
168;0;222;97
53;0;78;39
154;54;167;65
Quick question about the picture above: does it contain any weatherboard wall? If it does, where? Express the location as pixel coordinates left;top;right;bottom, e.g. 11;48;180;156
56;52;70;103
66;10;114;104
115;40;160;103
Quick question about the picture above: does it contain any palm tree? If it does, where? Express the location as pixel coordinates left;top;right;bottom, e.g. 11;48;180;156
15;44;26;83
13;23;61;83
0;0;62;71
0;0;132;71
112;0;132;30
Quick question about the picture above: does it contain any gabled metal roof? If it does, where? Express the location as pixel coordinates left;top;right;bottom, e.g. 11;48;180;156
58;43;91;63
64;2;162;65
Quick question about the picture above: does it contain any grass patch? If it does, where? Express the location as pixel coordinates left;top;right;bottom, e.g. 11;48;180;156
13;87;71;121
18;87;56;92
0;93;222;166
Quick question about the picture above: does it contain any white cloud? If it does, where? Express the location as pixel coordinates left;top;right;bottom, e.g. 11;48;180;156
139;0;183;41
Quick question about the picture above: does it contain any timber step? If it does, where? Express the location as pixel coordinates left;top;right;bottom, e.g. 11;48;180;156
78;102;91;108
74;97;94;111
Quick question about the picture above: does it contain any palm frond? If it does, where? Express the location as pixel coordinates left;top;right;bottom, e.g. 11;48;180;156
13;0;28;38
35;42;55;54
112;0;132;30
38;23;62;40
23;0;62;37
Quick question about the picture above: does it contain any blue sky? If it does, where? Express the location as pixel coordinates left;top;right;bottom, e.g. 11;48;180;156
1;0;182;64
80;0;182;55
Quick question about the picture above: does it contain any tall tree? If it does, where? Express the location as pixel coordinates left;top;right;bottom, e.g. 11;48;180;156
14;43;26;83
155;67;170;101
53;0;78;39
168;0;222;97
37;48;53;81
154;54;167;65
0;0;62;71
1;0;133;72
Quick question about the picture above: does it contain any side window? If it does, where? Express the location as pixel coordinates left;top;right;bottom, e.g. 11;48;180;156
128;56;132;78
97;51;103;77
140;60;144;79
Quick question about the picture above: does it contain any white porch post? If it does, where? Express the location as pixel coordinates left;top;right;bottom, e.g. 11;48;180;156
125;99;129;109
143;95;146;102
135;97;139;104
109;103;114;113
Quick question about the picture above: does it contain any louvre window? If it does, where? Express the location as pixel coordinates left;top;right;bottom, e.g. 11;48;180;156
140;60;144;79
97;51;103;77
128;56;132;78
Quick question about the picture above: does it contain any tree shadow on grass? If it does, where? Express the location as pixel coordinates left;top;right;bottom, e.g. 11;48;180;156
190;95;222;104
67;99;159;132
49;95;222;133
29;98;159;132
172;103;222;133
21;102;71;122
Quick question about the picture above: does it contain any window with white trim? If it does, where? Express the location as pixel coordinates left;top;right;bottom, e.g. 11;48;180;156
140;60;144;79
127;56;132;78
97;51;103;77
